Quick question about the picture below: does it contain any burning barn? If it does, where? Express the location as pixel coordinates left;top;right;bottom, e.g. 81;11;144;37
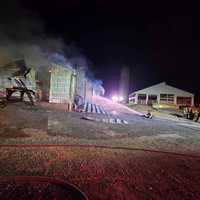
0;61;97;107
36;64;95;105
75;66;94;103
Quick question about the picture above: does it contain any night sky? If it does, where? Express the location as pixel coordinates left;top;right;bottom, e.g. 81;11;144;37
1;1;200;99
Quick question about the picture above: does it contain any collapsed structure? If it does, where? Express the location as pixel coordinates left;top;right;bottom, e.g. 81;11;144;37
0;59;103;106
0;60;36;104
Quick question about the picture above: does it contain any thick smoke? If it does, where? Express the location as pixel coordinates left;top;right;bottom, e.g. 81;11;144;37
0;0;89;70
0;0;105;95
92;80;105;96
0;33;87;71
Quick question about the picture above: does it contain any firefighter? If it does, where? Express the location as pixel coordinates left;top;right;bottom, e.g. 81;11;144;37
189;108;194;120
183;107;189;119
195;111;200;122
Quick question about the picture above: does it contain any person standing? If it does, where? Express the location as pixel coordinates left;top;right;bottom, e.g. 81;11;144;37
183;107;189;119
195;111;200;122
189;108;194;120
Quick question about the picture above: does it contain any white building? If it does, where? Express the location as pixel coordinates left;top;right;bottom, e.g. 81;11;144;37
129;82;194;106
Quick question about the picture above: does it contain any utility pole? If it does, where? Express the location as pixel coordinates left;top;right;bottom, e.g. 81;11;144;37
119;66;130;103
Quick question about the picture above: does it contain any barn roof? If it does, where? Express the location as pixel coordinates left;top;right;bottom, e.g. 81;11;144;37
129;82;194;97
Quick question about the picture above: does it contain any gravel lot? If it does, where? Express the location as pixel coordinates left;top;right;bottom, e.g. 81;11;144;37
0;102;200;154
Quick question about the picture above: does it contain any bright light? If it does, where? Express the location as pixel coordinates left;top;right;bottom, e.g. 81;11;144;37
111;95;124;102
112;96;119;101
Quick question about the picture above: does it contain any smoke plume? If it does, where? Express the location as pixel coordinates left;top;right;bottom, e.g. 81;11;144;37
0;0;105;95
0;0;90;70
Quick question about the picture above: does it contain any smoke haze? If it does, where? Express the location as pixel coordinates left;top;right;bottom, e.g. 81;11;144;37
0;0;90;70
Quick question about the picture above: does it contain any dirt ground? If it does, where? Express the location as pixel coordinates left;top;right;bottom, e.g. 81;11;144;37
1;102;200;199
0;146;200;200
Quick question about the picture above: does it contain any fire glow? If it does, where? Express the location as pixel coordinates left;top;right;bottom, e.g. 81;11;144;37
111;95;124;102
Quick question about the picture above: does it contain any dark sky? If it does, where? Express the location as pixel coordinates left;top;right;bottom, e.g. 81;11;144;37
2;1;200;98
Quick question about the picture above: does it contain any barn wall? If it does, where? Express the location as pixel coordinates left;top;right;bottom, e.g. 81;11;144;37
37;68;51;101
70;74;76;100
49;65;76;103
76;67;86;99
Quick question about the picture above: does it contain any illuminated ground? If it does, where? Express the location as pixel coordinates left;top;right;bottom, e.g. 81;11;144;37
0;102;200;154
0;102;200;199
